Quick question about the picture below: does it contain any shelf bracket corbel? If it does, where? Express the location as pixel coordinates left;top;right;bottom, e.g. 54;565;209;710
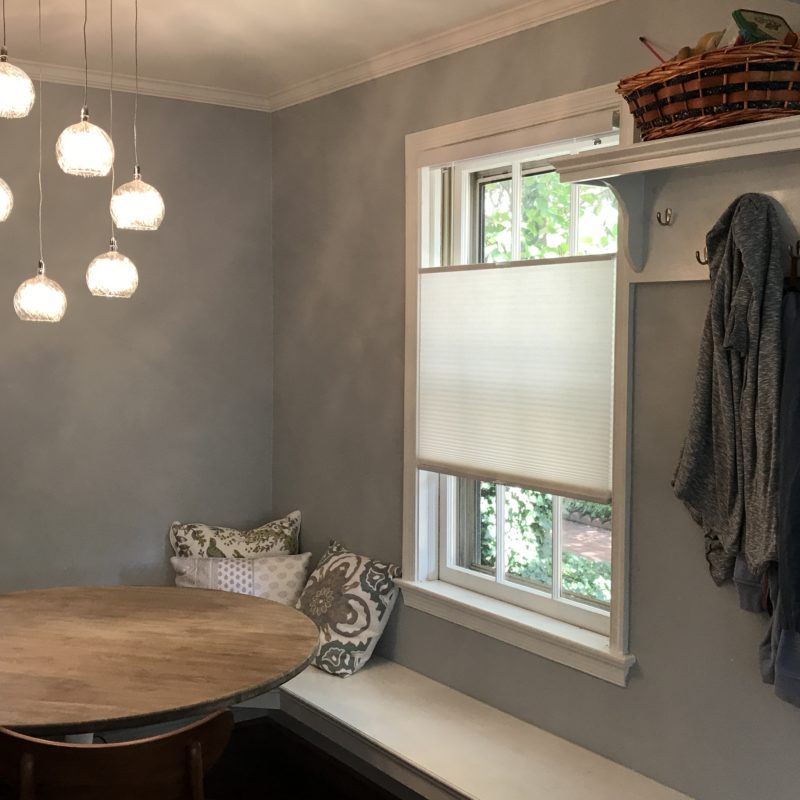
576;174;648;272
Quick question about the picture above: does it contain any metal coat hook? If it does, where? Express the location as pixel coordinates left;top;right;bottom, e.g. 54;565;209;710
695;247;709;266
656;208;673;226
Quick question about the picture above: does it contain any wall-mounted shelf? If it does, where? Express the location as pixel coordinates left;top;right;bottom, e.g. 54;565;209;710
552;115;800;183
551;116;800;272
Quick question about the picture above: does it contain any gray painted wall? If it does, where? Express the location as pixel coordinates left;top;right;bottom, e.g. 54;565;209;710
271;2;800;798
0;84;273;591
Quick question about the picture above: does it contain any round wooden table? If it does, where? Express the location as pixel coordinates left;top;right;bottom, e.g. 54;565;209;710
0;586;320;735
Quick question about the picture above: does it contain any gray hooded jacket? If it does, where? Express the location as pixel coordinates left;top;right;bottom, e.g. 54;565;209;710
673;193;784;584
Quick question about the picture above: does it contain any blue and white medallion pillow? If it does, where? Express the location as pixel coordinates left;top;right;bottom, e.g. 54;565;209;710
296;541;401;677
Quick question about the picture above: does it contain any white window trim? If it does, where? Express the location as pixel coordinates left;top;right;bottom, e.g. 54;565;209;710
402;83;636;687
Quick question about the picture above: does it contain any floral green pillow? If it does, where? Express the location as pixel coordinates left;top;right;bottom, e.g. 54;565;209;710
296;540;401;677
169;511;300;559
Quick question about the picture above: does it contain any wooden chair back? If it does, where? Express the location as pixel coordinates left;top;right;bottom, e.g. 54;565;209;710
0;709;233;800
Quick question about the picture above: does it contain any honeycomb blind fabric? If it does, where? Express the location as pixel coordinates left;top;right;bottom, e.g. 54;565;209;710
417;257;615;503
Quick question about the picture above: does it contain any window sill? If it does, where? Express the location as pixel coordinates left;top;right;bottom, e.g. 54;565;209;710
397;579;635;687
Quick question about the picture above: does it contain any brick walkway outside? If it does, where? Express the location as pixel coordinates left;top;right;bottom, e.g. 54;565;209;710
561;519;611;563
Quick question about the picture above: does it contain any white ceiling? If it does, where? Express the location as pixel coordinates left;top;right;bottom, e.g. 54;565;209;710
4;0;612;110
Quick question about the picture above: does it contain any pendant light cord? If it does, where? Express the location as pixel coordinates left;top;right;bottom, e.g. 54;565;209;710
82;0;88;108
109;0;115;240
37;0;43;267
2;0;7;49
133;0;138;169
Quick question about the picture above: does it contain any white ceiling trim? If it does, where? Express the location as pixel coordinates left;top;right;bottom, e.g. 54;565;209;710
13;0;615;113
14;58;270;112
267;0;617;111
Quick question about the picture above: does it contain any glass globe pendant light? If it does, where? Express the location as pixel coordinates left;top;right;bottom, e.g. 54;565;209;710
111;165;164;230
15;1;66;323
55;0;114;177
0;177;12;221
87;237;138;298
0;0;35;119
56;106;114;177
111;0;163;230
14;260;67;322
0;50;35;118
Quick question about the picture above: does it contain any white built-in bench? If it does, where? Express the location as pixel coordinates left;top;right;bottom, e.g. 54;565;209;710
264;658;692;800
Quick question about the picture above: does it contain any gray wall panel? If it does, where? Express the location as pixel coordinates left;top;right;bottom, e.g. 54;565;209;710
271;1;800;798
0;85;273;591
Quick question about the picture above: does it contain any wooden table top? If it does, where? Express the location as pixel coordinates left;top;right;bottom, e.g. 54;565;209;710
0;586;320;735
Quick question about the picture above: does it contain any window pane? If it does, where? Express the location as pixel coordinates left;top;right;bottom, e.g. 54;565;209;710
577;185;618;255
480;178;512;263
504;485;553;589
453;478;495;574
520;171;570;259
560;498;612;605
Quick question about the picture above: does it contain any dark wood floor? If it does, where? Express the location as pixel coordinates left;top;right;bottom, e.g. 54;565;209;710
0;713;416;800
206;714;419;800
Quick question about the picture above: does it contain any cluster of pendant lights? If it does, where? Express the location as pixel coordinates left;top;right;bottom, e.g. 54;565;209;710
0;0;163;323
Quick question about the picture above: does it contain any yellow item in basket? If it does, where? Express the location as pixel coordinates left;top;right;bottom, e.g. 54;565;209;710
671;30;724;60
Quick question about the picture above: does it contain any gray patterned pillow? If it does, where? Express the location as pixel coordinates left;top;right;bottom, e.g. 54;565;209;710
169;511;300;559
170;553;313;606
296;540;401;677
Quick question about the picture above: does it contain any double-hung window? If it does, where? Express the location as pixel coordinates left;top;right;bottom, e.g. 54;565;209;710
402;86;635;685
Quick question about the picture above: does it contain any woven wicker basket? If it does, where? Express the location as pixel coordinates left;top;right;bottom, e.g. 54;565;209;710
618;41;800;141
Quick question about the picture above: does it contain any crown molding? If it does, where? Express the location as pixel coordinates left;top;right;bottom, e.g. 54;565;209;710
13;58;271;112
267;0;617;111
11;0;615;114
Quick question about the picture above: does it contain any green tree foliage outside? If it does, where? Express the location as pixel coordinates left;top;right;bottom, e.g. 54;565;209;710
481;173;618;263
480;484;611;605
562;499;612;524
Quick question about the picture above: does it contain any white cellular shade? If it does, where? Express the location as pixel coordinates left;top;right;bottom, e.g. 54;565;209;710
417;257;615;502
